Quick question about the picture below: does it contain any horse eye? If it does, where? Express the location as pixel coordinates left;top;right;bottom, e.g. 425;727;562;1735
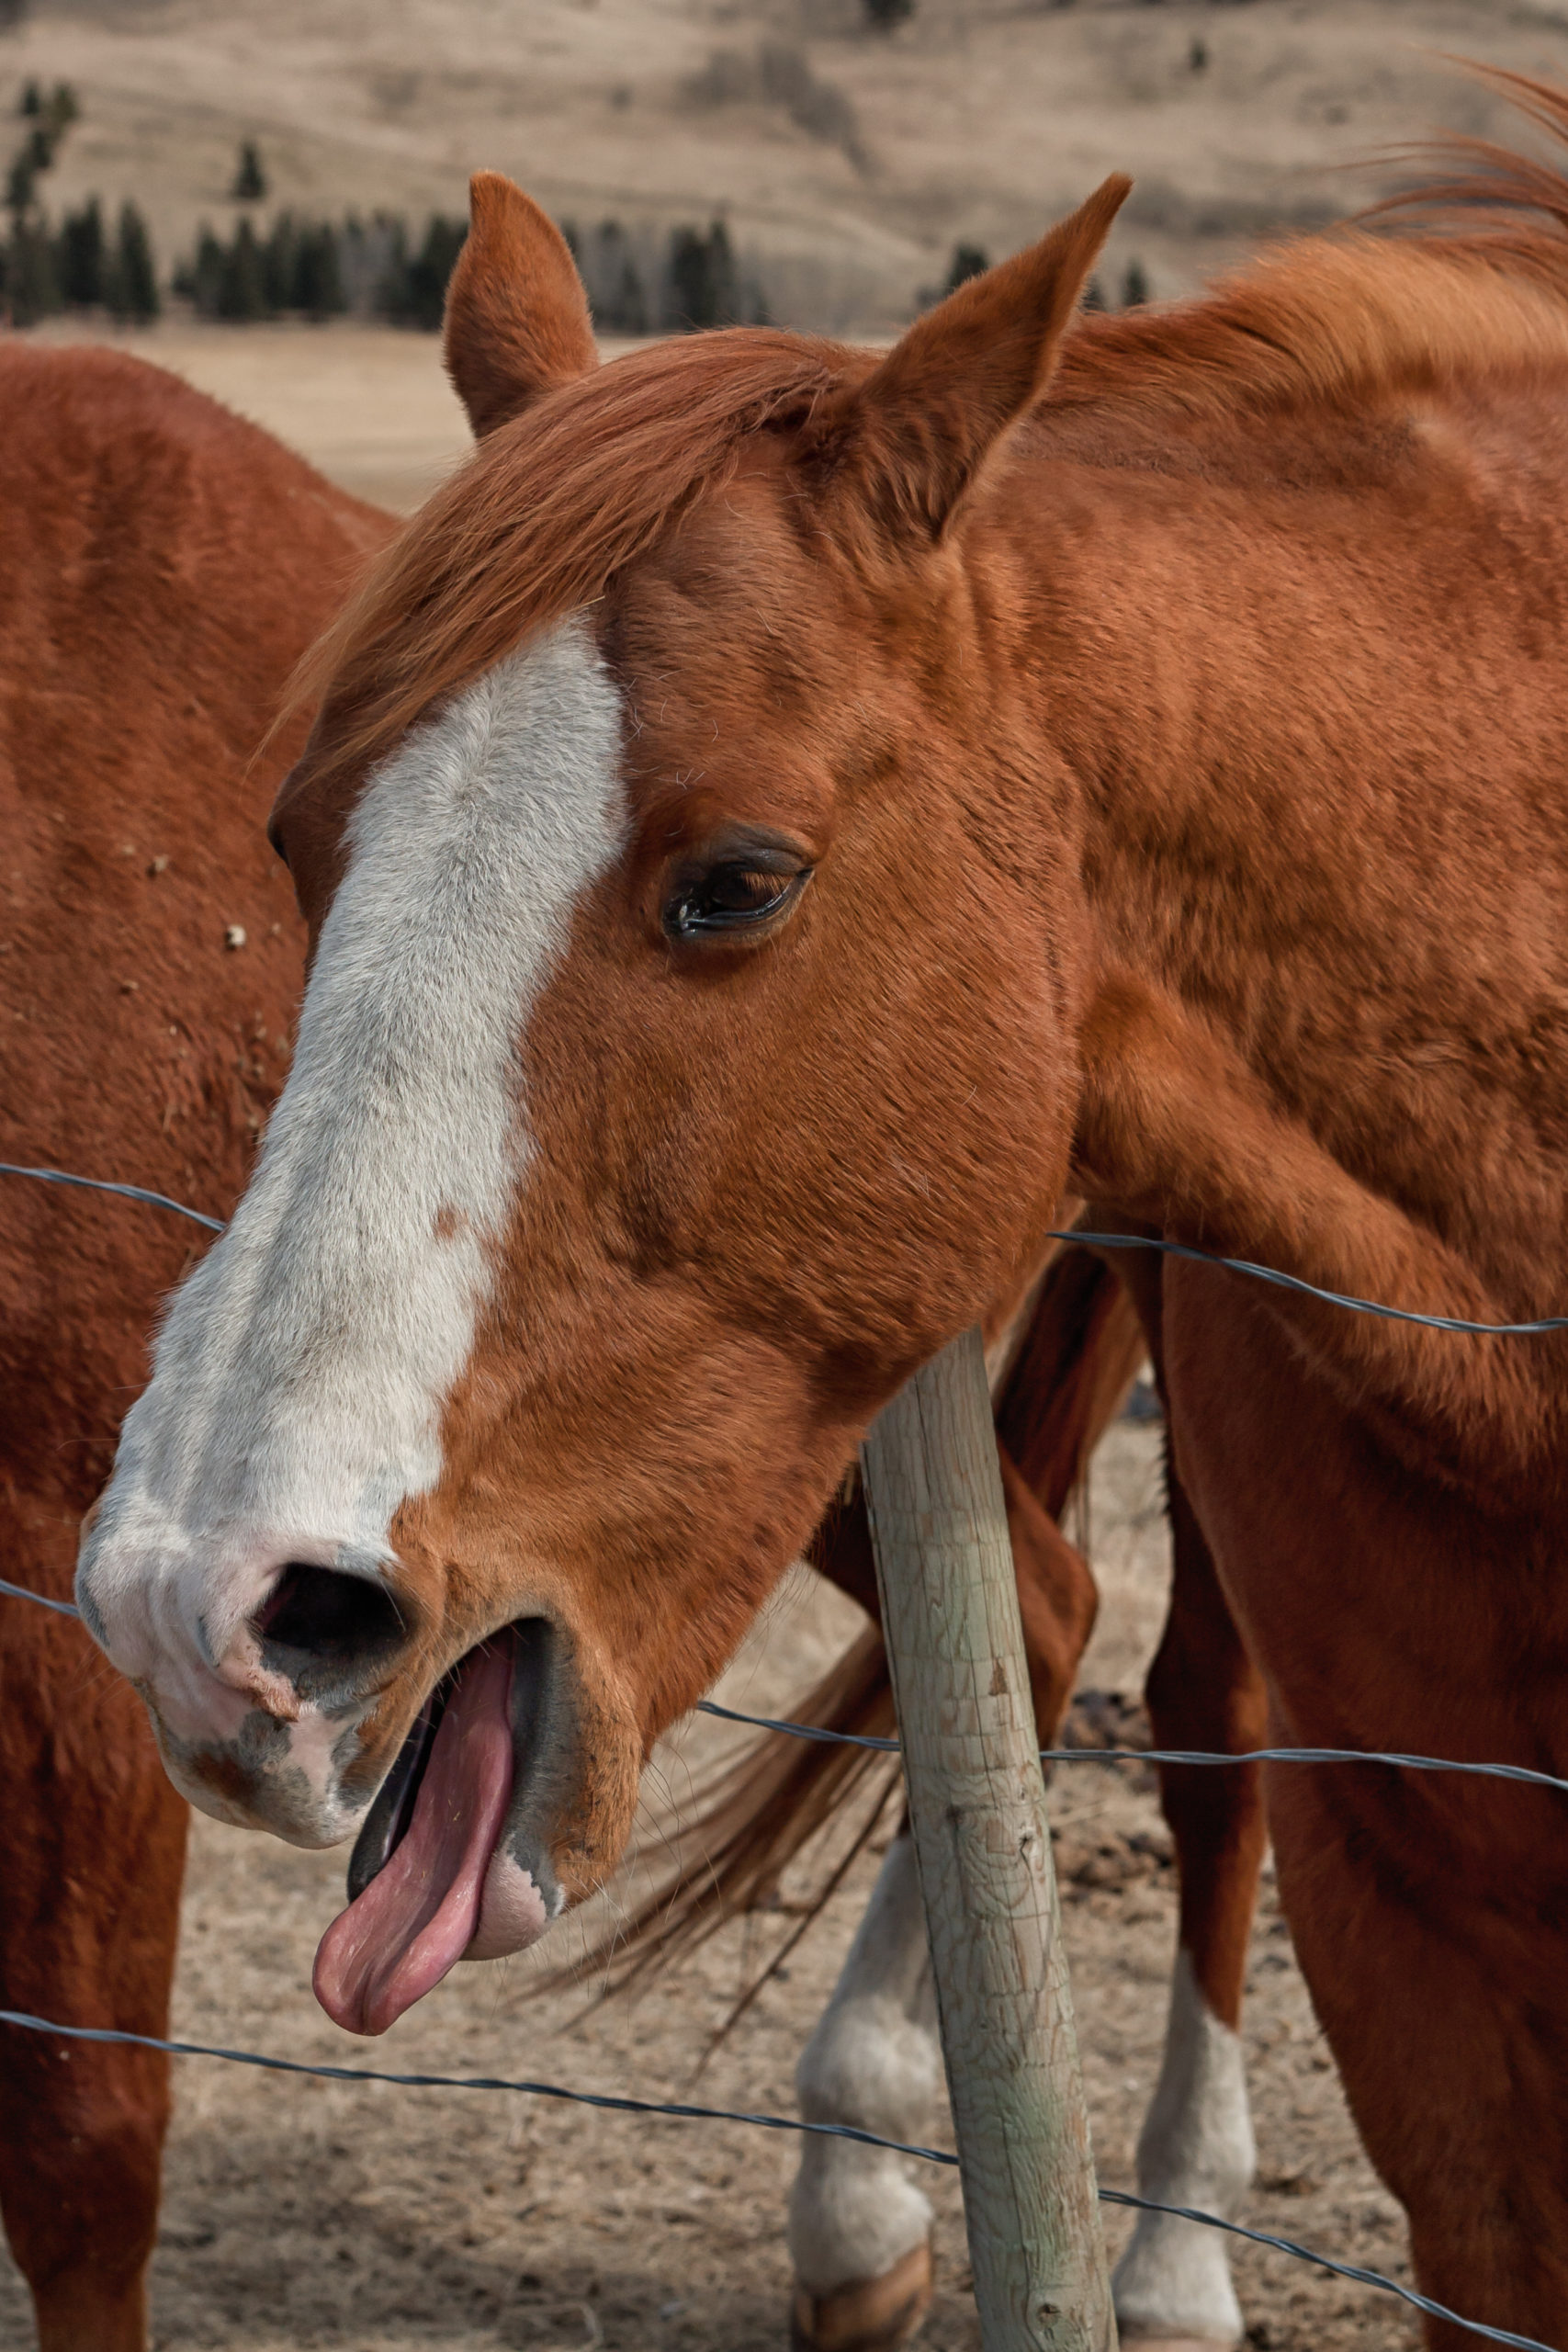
664;860;807;941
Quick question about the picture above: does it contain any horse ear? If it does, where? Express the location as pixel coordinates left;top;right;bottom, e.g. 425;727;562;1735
443;173;597;436
812;175;1130;543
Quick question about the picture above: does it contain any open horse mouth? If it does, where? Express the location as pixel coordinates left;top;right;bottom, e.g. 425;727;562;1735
312;1620;561;2036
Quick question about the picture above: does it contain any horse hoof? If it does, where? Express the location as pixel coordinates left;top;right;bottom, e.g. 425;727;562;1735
789;2240;933;2352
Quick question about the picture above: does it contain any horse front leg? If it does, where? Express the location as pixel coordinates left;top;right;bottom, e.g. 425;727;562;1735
788;1828;942;2352
792;1429;1103;2349
1111;1442;1267;2351
0;1507;188;2352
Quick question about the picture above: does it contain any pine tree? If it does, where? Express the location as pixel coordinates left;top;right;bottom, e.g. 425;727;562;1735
230;140;266;203
6;146;34;219
389;213;466;329
665;220;737;331
1120;257;1149;309
57;195;103;306
705;219;737;322
174;224;227;315
371;215;412;321
259;212;297;311
6;76;75;226
613;258;647;334
111;201;158;322
4;217;58;322
943;242;989;295
292;220;344;318
217;217;267;320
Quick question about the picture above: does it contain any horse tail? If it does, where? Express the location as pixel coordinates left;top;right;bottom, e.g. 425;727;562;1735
551;1239;1145;2012
996;1236;1149;1518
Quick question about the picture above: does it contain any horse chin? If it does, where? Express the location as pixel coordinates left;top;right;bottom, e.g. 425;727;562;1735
313;1616;573;2035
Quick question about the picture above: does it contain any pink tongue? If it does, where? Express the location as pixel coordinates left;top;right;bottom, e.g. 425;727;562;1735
313;1641;514;2037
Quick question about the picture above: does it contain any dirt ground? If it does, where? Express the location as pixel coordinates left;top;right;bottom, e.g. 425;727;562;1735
11;0;1568;326
0;1412;1417;2352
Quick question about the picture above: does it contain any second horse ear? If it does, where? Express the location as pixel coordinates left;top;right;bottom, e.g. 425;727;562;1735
444;174;597;436
804;175;1130;548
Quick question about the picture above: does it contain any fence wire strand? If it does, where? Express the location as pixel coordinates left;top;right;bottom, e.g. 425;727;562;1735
694;1696;1568;1794
11;1584;1562;1795
5;1160;1566;1332
1049;1227;1568;1335
0;1162;224;1232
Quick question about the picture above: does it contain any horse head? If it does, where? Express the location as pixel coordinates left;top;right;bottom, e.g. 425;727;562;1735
76;167;1124;2033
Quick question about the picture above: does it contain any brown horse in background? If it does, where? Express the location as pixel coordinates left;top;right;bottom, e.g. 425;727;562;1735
0;345;390;2349
79;63;1568;2346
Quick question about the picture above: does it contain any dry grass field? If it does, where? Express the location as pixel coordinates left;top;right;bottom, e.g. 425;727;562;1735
10;0;1568;326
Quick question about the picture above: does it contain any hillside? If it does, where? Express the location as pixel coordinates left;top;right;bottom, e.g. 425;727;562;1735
13;0;1568;334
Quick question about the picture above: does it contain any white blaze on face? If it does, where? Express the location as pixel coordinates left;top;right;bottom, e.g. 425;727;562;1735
76;620;625;1840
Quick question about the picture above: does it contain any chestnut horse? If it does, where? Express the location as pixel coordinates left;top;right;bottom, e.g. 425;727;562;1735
80;75;1568;2343
0;345;1258;2352
0;336;1259;2352
0;345;391;2349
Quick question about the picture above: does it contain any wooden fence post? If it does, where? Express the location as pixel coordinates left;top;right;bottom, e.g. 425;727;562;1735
860;1323;1117;2352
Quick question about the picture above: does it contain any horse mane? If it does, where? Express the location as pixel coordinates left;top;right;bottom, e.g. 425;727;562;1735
1052;66;1568;424
289;67;1568;808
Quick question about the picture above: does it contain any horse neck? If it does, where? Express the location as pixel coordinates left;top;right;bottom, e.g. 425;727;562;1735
994;427;1568;1478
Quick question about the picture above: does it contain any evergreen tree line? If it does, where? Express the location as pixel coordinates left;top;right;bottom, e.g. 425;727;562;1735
938;239;1152;312
173;209;468;326
4;195;159;324
568;215;767;334
0;79;160;325
171;206;765;333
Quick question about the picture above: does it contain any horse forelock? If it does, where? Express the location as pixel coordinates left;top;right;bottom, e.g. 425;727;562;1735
280;329;854;847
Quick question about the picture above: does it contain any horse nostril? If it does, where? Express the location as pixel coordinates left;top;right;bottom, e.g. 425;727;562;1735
253;1562;408;1683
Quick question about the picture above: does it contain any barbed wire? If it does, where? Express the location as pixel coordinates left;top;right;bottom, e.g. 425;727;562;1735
1058;1742;1568;1789
0;1596;1555;2352
9;1580;1563;1798
0;2004;1551;2352
692;1696;1568;1794
4;1159;1565;1333
1049;1228;1568;1336
0;1162;224;1232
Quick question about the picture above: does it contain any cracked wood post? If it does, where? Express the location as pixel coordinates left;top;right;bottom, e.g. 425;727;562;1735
861;1323;1117;2352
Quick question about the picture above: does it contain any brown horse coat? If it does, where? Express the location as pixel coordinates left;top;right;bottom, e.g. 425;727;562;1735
0;344;389;2351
